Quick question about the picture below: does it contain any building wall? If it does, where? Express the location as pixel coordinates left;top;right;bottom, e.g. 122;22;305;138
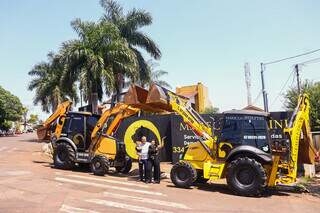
176;82;212;113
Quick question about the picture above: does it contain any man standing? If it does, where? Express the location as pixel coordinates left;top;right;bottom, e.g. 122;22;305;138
136;136;151;183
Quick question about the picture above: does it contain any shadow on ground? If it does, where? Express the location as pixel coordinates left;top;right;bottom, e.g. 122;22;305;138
18;138;42;143
166;182;294;198
303;176;320;198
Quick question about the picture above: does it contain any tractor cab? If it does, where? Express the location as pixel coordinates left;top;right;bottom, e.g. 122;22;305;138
58;111;101;152
216;110;271;159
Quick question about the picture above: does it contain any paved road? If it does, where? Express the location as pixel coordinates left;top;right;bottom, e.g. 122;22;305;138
0;133;319;213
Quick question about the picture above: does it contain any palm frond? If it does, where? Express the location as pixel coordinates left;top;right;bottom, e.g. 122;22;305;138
100;0;123;22
125;9;152;31
127;31;161;59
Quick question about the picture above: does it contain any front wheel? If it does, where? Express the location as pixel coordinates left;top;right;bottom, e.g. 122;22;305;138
226;157;267;196
53;142;75;170
170;161;197;188
91;156;108;176
115;156;132;174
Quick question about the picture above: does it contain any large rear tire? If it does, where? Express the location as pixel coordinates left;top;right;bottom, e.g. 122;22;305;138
170;161;197;188
91;156;108;176
53;142;75;170
226;157;267;196
115;156;132;174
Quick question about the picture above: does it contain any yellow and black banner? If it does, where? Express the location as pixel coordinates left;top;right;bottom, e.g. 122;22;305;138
114;112;291;163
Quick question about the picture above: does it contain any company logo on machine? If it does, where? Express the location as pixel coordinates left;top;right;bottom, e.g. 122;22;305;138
123;120;162;160
72;133;84;145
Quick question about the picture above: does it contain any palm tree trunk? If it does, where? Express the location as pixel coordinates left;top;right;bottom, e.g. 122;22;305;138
90;93;98;114
115;73;124;102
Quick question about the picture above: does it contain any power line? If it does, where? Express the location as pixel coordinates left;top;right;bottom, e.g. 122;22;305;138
264;48;320;65
253;91;262;106
270;70;295;108
298;56;320;65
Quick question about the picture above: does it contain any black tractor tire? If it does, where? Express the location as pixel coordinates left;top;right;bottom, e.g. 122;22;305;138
226;157;267;196
53;142;76;170
170;161;197;188
91;156;108;176
115;156;132;174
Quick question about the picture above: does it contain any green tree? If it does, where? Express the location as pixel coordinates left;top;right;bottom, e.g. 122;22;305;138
0;86;24;130
59;19;138;112
28;52;79;113
203;106;220;114
28;114;39;125
100;0;161;95
284;80;320;130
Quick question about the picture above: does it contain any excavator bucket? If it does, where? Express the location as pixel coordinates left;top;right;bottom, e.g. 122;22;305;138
123;84;164;112
37;126;50;141
146;84;173;111
146;83;188;112
298;129;317;164
123;84;149;106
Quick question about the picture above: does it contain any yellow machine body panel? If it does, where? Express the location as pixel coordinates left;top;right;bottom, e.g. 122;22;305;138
94;136;117;160
184;142;212;170
203;162;225;180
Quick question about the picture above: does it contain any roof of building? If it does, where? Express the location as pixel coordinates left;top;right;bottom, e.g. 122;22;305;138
223;109;269;117
242;105;264;112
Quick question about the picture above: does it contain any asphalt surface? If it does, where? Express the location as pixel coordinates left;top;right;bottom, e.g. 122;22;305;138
0;133;319;213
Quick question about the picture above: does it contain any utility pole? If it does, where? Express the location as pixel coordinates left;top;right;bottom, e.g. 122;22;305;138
260;63;269;112
294;64;301;94
244;62;252;105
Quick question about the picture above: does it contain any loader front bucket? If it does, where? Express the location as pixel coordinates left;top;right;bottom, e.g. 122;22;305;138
37;126;50;141
123;84;148;106
146;83;188;112
123;84;164;112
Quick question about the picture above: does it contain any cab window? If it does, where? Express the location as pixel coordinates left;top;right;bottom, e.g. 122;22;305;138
220;116;242;144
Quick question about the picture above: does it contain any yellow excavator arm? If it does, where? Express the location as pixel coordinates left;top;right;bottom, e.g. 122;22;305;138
269;94;317;186
146;84;215;157
37;100;72;140
89;103;140;153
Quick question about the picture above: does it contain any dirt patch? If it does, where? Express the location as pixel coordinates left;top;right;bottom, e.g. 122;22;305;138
300;174;320;197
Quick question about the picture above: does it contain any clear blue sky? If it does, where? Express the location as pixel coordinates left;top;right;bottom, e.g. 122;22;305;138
1;0;320;119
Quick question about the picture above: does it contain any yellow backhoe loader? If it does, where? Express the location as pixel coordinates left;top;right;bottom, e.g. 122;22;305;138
142;84;317;196
51;85;159;175
50;103;138;173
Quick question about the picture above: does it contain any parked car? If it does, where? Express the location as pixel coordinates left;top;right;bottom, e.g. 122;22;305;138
6;129;15;136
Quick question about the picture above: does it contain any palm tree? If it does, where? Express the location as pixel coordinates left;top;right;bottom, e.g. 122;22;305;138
28;52;78;113
59;19;138;112
100;0;161;96
140;60;171;88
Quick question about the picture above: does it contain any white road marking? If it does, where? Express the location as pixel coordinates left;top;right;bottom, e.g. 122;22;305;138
0;147;8;152
103;192;190;209
7;147;18;153
55;177;165;196
86;199;172;213
59;204;100;213
0;170;32;177
67;174;149;188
